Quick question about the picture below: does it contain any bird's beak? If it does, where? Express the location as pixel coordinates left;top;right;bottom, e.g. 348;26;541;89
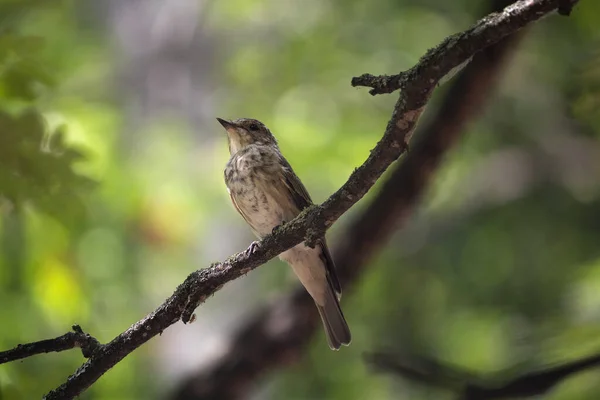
217;118;236;133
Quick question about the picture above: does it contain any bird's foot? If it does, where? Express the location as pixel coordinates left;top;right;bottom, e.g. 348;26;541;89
244;241;261;257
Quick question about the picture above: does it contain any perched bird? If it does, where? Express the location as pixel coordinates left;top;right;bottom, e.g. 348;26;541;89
218;117;351;350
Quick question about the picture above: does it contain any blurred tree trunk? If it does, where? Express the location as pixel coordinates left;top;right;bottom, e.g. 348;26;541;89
89;0;217;148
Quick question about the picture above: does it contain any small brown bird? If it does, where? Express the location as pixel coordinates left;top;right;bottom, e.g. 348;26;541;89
218;117;351;350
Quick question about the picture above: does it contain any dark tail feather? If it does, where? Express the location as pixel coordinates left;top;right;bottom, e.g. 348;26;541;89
316;282;351;350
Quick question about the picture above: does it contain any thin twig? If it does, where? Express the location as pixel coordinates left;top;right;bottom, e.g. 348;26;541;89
0;325;101;364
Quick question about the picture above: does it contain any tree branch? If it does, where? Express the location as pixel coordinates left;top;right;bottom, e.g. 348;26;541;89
367;350;600;400
0;1;569;399
352;0;578;96
0;325;100;364
168;0;548;398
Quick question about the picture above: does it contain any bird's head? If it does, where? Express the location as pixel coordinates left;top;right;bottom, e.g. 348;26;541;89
217;118;278;155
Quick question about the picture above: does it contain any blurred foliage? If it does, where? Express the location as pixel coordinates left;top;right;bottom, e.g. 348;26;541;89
0;12;93;226
0;0;599;400
0;111;92;226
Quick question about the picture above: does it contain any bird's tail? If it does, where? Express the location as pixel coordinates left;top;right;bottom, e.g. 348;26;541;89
316;281;351;350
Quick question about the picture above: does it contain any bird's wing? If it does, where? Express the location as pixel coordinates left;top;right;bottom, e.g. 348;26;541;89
279;157;342;296
318;239;342;297
279;158;313;209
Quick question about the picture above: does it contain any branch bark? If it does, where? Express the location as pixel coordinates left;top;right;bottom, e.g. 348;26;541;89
0;1;571;399
0;325;100;364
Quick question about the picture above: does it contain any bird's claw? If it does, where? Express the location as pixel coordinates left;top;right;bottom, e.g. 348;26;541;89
244;241;261;256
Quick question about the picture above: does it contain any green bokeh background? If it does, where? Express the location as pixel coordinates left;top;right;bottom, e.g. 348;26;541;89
1;0;600;399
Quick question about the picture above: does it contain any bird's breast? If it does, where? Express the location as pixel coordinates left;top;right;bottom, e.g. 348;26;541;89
225;147;296;237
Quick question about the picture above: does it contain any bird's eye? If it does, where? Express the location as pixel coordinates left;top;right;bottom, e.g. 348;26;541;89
248;123;259;132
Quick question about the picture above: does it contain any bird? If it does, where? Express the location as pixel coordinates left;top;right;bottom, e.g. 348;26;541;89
217;117;351;350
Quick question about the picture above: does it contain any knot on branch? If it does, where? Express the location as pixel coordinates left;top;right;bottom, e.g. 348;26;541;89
351;73;407;95
180;270;209;324
303;205;325;248
71;325;102;358
557;0;578;16
182;293;205;324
